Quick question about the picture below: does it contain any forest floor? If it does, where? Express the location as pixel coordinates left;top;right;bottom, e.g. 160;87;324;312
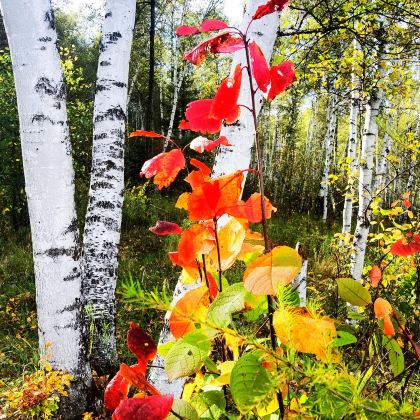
0;190;338;380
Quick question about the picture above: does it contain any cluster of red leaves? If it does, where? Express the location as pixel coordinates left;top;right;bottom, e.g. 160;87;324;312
390;232;420;257
104;323;173;420
249;41;295;101
176;19;229;36
180;64;243;134
252;0;289;20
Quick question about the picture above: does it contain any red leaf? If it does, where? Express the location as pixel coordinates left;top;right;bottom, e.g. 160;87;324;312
140;149;185;189
249;42;270;92
211;64;242;121
390;234;420;258
190;135;231;153
104;373;129;410
185;159;212;188
184;99;222;134
267;61;296;101
176;25;200;36
119;364;160;395
113;395;174;420
200;19;229;32
369;265;382;288
127;322;157;369
129;130;165;138
207;272;219;299
178;119;190;130
149;221;182;235
403;199;411;208
252;0;289;20
184;32;244;65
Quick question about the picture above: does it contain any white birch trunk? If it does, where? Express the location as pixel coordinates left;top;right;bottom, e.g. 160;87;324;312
293;243;307;307
350;90;382;281
319;94;338;222
375;118;392;193
0;0;90;414
148;0;281;397
82;0;136;374
341;59;360;239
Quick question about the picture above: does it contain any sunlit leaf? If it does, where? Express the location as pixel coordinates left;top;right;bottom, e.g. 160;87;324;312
243;246;302;295
200;19;229;33
149;220;182;235
167;399;199;420
374;298;395;336
252;0;289;20
382;337;404;376
267;61;296;101
113;394;174;420
249;41;270;92
369;265;382;288
189;135;231;153
127;322;157;369
129;130;165;138
336;278;372;307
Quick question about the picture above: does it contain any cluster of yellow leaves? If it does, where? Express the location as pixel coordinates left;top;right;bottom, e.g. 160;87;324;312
0;359;72;419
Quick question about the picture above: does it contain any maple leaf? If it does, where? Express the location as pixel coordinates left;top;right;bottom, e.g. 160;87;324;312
210;64;242;120
184;99;223;134
184;32;244;65
200;19;229;32
249;42;270;92
229;193;277;223
127;322;157;371
149;221;182;235
374;298;395;336
252;0;289;20
390;233;420;257
267;61;296;101
185;159;212;189
176;25;200;36
140;149;185;189
369;265;382;288
169;286;210;338
189;135;231;153
186;171;244;221
112;394;174;420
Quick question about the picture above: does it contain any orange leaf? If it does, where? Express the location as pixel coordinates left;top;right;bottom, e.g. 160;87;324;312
169;286;210;338
244;246;302;295
369;265;382;288
229;193;277;223
130;130;165;138
140;149;185;189
374;298;395;336
187;171;244;221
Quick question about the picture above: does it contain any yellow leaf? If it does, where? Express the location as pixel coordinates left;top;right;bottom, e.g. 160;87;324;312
243;246;302;295
273;307;336;360
209;361;235;386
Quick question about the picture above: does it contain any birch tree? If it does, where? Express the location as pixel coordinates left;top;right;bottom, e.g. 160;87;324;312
148;0;281;396
82;0;136;374
1;0;136;411
0;0;90;413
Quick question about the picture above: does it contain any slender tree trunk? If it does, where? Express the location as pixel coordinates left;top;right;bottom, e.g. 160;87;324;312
148;0;281;397
319;94;338;222
350;88;382;281
375;116;392;193
82;0;136;375
0;0;90;414
293;243;308;307
145;0;155;131
341;54;360;239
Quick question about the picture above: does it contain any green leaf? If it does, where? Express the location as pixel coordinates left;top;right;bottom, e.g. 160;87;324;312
167;400;199;420
191;390;226;420
157;341;174;357
337;278;372;307
230;351;276;413
165;331;211;381
333;330;357;347
204;356;219;374
383;337;404;376
206;283;247;328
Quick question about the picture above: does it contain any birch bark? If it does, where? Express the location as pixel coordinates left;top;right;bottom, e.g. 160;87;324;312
319;94;338;222
350;89;382;281
341;54;360;238
148;0;281;397
82;0;136;375
0;0;90;413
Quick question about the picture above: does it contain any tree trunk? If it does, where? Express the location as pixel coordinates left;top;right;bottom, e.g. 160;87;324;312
341;52;360;239
145;0;155;131
319;94;338;222
82;0;136;375
148;0;281;397
375;116;392;193
0;0;90;415
350;90;382;281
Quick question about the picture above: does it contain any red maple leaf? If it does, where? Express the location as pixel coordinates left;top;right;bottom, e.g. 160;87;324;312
369;265;382;288
200;19;229;32
390;233;420;257
140;149;185;189
267;61;296;101
249;41;270;92
252;0;289;20
112;395;174;420
229;193;277;223
176;25;200;36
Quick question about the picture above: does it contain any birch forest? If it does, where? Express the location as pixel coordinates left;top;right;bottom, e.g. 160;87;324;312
0;0;419;418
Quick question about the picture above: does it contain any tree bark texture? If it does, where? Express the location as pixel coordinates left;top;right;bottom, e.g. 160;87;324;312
82;0;136;375
0;0;90;414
